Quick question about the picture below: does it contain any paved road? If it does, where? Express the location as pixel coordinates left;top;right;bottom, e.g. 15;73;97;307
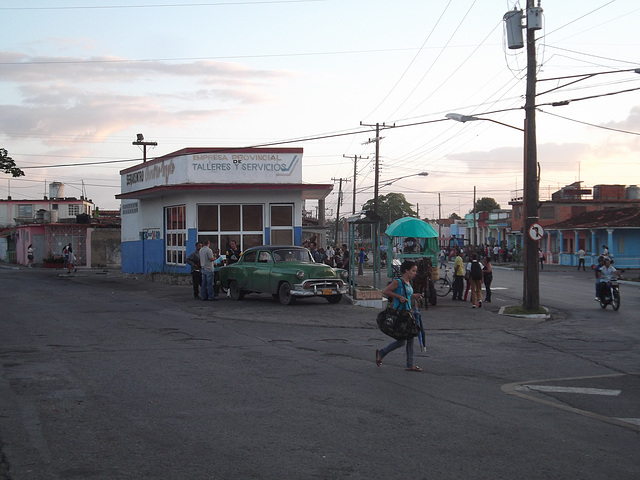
1;265;639;479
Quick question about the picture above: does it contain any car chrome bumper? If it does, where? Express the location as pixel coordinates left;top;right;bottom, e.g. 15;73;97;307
291;280;348;296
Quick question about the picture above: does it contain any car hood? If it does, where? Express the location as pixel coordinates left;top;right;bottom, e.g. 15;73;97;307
276;262;343;278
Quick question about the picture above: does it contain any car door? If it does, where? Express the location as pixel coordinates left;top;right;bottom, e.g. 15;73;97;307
251;250;275;293
236;250;257;289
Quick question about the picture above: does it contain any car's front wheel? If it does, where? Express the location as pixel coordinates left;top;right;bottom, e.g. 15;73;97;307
229;280;245;301
278;282;295;305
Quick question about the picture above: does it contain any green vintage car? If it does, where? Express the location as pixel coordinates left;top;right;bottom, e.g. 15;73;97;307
218;245;349;305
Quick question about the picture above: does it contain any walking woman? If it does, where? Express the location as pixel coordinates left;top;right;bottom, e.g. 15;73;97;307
375;260;423;372
483;256;493;303
27;244;34;268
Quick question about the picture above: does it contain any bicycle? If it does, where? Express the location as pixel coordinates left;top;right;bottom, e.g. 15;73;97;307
434;267;453;297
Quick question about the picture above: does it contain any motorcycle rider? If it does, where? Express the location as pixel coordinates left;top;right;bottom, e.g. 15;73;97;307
597;257;622;300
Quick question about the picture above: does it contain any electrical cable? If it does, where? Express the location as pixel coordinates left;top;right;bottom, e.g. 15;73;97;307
537;108;640;136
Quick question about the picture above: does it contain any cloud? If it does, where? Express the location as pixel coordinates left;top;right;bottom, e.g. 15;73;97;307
0;51;292;85
0;50;291;143
602;105;640;131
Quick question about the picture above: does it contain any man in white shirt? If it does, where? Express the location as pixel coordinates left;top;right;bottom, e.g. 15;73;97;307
577;248;586;271
199;240;216;301
597;257;622;299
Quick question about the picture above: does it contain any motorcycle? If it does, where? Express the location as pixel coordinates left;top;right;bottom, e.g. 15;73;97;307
598;278;620;311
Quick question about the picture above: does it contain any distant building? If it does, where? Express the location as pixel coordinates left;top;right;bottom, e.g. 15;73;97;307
0;181;95;227
0;183;122;268
509;182;640;266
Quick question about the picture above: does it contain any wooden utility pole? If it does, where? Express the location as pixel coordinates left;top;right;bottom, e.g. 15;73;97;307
332;177;350;247
438;193;442;248
132;133;157;163
523;0;540;310
473;186;477;246
360;122;393;214
343;154;369;214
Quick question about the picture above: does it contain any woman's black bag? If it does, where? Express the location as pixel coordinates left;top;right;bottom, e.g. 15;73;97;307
376;306;418;340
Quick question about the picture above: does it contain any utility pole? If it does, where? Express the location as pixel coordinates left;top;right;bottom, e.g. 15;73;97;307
523;0;541;310
438;193;442;248
343;154;369;214
360;122;392;213
332;177;350;247
473;186;477;246
132;133;158;163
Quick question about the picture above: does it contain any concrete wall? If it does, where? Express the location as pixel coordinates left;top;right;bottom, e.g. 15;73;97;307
90;227;121;268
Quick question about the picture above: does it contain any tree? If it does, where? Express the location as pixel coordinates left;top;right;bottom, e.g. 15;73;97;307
449;212;461;220
471;197;500;213
361;193;417;231
0;148;25;177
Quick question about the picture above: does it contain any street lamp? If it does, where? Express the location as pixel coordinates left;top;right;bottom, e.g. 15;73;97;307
445;113;524;132
447;111;540;311
379;171;429;188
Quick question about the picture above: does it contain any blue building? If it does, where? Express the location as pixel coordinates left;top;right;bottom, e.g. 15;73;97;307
544;207;640;269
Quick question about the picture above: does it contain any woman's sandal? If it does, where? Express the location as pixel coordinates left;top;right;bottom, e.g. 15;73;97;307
406;366;423;372
375;350;382;367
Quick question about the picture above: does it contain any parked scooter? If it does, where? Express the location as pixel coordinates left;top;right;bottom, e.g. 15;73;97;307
598;278;621;311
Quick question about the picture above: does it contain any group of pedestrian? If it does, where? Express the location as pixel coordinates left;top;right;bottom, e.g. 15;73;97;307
311;242;350;270
186;239;241;301
451;249;492;307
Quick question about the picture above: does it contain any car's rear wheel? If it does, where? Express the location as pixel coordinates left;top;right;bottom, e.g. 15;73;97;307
326;294;342;304
278;282;295;305
229;280;245;300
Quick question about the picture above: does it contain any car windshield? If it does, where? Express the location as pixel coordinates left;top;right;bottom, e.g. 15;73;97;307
272;248;313;263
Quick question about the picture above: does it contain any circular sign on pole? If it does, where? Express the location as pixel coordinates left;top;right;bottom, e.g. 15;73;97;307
528;223;544;241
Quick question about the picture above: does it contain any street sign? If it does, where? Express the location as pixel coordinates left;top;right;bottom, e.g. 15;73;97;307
528;223;544;241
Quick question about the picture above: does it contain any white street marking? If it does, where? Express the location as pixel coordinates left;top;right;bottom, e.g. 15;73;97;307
516;385;621;396
617;418;640;426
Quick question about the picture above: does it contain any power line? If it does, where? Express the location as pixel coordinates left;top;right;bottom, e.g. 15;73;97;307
0;0;324;11
537;108;640;136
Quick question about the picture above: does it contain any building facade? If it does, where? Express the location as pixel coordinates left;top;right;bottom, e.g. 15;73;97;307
117;147;332;274
510;182;640;266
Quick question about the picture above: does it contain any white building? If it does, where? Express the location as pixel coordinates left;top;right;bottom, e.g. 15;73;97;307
0;182;94;227
117;147;332;274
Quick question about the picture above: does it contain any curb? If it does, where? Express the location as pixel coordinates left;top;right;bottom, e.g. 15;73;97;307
498;305;551;320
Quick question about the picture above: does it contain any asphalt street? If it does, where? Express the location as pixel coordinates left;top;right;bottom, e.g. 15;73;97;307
1;263;639;479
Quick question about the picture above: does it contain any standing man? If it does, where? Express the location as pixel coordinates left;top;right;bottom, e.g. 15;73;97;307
467;254;483;308
357;247;367;276
341;244;350;271
309;242;323;263
452;250;464;301
186;242;202;300
225;240;242;266
577;247;586;271
199;239;216;301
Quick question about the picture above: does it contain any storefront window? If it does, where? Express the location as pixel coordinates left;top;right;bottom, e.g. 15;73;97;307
271;205;292;226
242;204;263;231
220;205;241;231
198;204;264;252
270;204;294;245
270;229;293;245
165;205;186;266
198;205;218;231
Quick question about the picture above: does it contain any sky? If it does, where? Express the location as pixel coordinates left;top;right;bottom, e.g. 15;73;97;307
1;0;639;220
